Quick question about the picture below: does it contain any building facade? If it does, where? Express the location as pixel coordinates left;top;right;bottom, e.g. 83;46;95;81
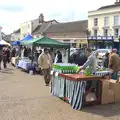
88;0;120;50
46;20;88;48
20;13;58;39
11;29;21;42
20;19;39;39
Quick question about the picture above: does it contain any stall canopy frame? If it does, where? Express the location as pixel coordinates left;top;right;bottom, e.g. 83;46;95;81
21;36;70;48
21;36;70;61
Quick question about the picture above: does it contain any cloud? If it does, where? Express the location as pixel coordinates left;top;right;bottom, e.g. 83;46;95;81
0;0;115;34
0;5;24;12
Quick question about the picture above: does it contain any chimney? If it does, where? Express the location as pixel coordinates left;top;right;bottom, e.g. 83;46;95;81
115;0;120;4
39;13;44;23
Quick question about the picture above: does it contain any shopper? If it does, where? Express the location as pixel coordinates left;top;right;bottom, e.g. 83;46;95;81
2;47;7;68
54;50;62;63
38;48;52;86
109;48;120;80
0;47;2;69
103;52;110;68
6;47;11;63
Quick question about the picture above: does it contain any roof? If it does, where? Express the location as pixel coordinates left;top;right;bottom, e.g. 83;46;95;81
1;32;11;42
98;2;120;10
11;34;33;46
33;20;58;34
13;29;20;34
46;20;88;33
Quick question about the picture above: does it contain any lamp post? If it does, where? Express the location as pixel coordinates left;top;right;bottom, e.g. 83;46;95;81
0;26;2;40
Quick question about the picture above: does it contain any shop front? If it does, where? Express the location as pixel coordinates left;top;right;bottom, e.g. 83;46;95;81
88;36;114;50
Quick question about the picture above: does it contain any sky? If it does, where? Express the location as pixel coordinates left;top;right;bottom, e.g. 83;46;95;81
0;0;115;34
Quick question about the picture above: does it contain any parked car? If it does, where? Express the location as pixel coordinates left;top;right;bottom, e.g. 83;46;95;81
70;48;79;56
69;49;88;66
96;49;111;59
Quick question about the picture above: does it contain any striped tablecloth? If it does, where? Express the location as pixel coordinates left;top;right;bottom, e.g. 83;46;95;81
51;76;65;98
51;76;86;110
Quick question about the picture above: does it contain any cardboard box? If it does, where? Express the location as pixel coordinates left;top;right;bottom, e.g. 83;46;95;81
101;80;115;104
117;76;120;83
101;89;114;104
102;80;109;90
109;79;120;102
108;89;115;104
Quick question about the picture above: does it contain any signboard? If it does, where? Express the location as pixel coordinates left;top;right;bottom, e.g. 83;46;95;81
88;36;113;41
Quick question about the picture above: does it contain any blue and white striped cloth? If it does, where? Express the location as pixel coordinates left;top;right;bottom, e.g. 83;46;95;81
51;76;86;110
51;76;65;98
65;80;86;110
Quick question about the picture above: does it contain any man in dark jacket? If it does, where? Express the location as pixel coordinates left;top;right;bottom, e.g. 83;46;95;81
56;50;62;63
2;47;7;68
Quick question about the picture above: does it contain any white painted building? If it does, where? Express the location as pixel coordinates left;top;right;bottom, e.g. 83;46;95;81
11;29;21;42
20;13;46;39
88;0;120;49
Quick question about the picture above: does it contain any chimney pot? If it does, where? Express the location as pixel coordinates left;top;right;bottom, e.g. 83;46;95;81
39;13;44;23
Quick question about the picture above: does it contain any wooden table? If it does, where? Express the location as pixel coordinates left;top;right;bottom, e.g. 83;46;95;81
59;73;103;81
51;73;103;110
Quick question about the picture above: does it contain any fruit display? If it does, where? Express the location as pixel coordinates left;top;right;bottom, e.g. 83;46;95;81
84;68;92;76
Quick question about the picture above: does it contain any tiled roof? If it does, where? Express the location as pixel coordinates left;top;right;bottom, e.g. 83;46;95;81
98;2;120;10
14;28;20;33
32;22;52;34
32;20;58;34
2;32;11;42
46;20;88;33
46;20;88;38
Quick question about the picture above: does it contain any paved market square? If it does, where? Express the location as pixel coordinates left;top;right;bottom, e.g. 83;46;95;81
0;65;119;120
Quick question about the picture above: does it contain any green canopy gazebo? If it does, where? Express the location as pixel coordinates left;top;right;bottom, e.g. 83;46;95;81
20;36;70;60
21;36;70;48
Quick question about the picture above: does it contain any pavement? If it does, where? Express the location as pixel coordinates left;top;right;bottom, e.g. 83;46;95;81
0;64;120;120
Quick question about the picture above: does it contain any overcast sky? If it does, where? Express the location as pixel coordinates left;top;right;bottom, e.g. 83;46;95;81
0;0;115;34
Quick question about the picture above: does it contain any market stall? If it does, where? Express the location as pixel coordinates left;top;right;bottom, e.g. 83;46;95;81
17;57;37;72
50;63;114;110
20;36;70;48
11;34;33;66
19;36;70;72
0;40;10;46
11;56;19;66
11;34;33;46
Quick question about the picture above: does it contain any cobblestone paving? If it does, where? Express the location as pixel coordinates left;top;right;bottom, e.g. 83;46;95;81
0;65;120;120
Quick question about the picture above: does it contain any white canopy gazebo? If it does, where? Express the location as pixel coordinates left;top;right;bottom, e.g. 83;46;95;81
0;40;10;46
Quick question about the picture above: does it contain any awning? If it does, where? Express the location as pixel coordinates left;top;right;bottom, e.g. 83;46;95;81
0;40;10;46
21;36;70;48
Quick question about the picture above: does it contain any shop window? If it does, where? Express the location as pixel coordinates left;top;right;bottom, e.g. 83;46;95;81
72;43;76;48
114;28;119;38
94;29;97;36
94;18;98;26
104;29;108;36
104;17;109;26
114;15;119;25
